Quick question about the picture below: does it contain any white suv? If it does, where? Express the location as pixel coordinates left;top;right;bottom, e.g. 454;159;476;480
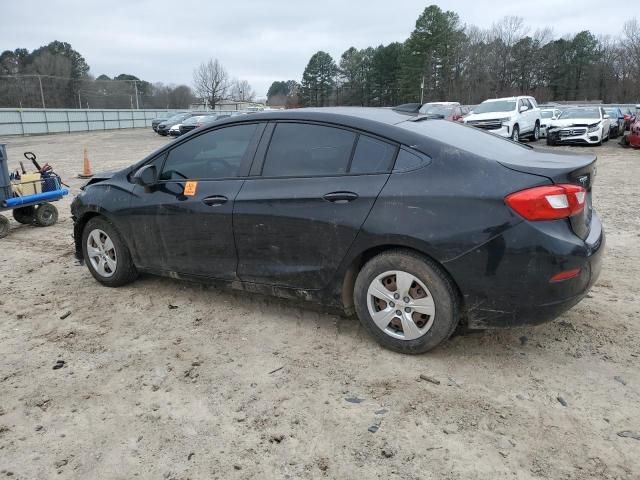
464;96;542;142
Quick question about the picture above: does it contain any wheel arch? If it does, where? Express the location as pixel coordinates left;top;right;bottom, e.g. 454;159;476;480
340;244;464;321
74;210;128;260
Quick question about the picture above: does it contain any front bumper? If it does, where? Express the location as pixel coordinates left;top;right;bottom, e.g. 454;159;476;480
444;213;604;328
548;128;603;145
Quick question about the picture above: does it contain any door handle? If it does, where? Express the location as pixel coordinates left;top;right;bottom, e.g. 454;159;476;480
202;195;228;206
323;191;358;203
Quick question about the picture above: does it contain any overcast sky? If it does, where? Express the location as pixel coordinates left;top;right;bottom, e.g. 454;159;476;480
0;0;629;97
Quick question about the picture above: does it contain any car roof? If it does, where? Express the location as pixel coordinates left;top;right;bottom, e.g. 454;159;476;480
234;107;415;126
149;107;435;161
423;101;460;106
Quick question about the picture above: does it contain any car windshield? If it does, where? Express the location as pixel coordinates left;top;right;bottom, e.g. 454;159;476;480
166;114;187;122
472;100;516;114
398;118;529;156
184;116;208;124
605;109;619;116
558;108;600;120
541;111;555;118
418;104;454;116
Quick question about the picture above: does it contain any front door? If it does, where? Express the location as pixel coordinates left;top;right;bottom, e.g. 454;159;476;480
127;122;263;279
234;122;397;290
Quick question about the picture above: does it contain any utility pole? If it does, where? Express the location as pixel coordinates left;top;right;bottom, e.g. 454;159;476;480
133;80;139;109
37;75;46;108
78;92;82;109
420;75;425;104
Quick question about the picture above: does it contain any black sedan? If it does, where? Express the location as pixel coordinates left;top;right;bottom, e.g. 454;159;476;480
70;108;604;354
156;112;197;136
151;113;184;132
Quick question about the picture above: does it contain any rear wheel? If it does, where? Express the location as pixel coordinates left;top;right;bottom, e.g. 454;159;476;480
82;216;138;287
353;250;459;354
511;125;520;142
531;122;540;141
35;203;58;226
13;206;35;225
0;214;9;238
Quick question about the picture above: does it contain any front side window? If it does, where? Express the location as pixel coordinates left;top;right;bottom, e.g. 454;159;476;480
262;123;356;177
160;124;258;180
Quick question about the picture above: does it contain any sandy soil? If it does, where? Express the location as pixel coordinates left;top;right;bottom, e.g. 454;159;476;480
0;129;639;479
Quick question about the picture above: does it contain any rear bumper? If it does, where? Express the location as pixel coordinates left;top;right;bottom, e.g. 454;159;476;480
444;213;604;328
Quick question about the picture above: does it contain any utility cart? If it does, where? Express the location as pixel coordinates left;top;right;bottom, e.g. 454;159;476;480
0;144;69;239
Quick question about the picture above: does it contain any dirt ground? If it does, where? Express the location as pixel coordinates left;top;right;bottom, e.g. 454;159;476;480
0;128;638;480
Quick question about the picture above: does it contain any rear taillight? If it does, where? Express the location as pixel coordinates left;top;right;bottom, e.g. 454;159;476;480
505;184;586;221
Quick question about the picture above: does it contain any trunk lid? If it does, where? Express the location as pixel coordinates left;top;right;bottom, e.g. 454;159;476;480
499;149;597;239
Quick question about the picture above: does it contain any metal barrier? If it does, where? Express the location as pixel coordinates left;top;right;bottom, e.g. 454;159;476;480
0;108;180;136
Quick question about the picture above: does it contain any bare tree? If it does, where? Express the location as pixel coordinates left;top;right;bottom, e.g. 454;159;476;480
230;79;256;102
192;58;229;109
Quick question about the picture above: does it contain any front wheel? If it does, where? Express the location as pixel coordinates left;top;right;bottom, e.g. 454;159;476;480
511;125;520;142
82;216;138;287
353;250;459;354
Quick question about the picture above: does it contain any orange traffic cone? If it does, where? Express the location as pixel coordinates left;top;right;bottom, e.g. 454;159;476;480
78;147;94;178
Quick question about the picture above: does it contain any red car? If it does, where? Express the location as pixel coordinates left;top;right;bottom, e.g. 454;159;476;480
418;102;469;122
622;107;637;131
621;116;640;148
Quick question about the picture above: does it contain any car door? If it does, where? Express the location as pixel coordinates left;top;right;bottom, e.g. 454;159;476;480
521;99;533;133
233;121;396;290
126;122;264;279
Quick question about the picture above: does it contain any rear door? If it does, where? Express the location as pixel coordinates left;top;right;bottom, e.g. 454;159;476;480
233;122;397;289
126;122;263;279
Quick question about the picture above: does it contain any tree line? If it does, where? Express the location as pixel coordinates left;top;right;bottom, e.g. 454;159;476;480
267;6;640;107
0;42;256;109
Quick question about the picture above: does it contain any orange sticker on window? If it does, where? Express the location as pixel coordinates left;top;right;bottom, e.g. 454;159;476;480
184;181;198;196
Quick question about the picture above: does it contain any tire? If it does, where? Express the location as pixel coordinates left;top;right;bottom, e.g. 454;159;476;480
511;124;520;142
13;206;35;225
531;122;540;141
35;203;58;227
353;249;459;354
546;136;555;146
0;214;9;239
82;217;138;287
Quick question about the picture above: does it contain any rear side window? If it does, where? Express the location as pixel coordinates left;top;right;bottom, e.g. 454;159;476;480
262;123;356;177
349;135;397;174
160;124;257;180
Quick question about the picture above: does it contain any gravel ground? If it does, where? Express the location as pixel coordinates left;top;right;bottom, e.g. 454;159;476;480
0;129;639;479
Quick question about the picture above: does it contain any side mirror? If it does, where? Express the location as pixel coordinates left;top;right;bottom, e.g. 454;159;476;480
133;164;157;187
519;105;529;113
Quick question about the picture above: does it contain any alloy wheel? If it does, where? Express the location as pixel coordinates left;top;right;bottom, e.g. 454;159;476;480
367;270;436;340
86;229;118;278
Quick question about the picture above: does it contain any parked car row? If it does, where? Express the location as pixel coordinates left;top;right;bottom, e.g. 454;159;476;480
151;111;250;137
402;97;639;148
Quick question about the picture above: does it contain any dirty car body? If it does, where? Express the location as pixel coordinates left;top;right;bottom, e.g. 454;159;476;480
71;108;604;331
